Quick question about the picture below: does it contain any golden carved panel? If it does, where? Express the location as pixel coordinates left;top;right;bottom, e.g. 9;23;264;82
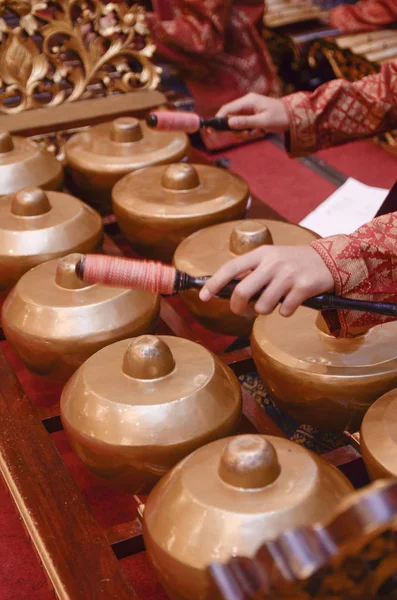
0;0;161;114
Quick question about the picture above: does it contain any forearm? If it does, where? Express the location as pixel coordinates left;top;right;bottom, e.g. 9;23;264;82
329;0;397;33
281;61;397;156
311;212;397;336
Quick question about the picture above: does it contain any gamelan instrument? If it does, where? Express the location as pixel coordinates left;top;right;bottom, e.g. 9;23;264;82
361;387;397;480
60;335;242;493
64;117;190;212
1;254;160;383
264;0;328;28
146;111;234;133
209;478;397;600
0;187;103;292
111;163;250;261
141;433;353;600
75;252;397;434
76;252;397;318
0;131;63;195
1;2;390;598
251;308;397;431
332;29;397;65
173;220;318;336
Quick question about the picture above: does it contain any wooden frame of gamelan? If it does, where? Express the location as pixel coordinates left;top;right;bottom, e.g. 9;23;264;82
0;1;163;129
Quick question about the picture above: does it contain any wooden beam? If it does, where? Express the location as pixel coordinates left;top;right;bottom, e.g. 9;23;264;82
0;349;139;600
2;90;166;136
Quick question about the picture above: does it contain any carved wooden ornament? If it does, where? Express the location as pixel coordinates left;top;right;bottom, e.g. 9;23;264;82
209;479;397;600
0;0;161;114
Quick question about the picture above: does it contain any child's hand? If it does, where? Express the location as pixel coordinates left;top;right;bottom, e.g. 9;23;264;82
199;246;334;317
216;93;290;132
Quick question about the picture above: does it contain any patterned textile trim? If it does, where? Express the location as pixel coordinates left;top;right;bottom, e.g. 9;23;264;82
281;92;318;157
239;372;348;455
282;62;397;158
311;238;346;296
311;213;397;336
311;235;360;338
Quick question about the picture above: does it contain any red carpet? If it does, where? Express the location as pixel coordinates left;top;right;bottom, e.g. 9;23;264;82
202;138;336;223
316;140;397;190
1;136;397;600
202;137;397;222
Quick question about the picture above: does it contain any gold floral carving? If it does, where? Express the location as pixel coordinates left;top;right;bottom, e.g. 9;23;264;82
0;0;161;114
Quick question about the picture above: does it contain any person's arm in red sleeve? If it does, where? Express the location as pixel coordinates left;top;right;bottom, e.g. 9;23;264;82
282;60;397;155
148;0;232;61
329;0;397;33
199;211;397;339
216;62;397;155
311;212;397;337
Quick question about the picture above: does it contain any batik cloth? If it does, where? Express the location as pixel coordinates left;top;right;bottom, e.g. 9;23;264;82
282;60;397;156
280;63;397;337
311;212;397;337
149;0;281;150
329;0;397;32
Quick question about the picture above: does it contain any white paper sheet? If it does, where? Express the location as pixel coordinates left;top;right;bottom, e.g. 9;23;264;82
299;177;390;237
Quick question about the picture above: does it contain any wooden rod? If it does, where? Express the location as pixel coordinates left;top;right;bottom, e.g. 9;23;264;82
1;90;166;136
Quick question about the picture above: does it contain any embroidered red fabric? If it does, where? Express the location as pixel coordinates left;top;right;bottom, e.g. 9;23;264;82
282;61;397;156
311;213;397;336
149;0;281;150
280;64;397;336
329;0;397;32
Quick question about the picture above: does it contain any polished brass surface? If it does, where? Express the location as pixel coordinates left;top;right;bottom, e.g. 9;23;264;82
112;163;250;261
173;219;318;336
0;134;63;195
229;220;273;254
11;187;51;216
2;255;160;383
0;188;103;291
0;132;14;153
251;306;397;431
161;164;200;190
142;434;353;600
65;119;190;212
110;118;143;143
60;336;242;493
0;1;160;115
361;388;397;480
122;336;175;380
217;436;281;488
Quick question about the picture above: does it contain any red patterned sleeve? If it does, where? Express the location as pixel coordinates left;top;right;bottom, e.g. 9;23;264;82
329;0;397;33
281;61;397;156
310;212;397;337
149;0;232;59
